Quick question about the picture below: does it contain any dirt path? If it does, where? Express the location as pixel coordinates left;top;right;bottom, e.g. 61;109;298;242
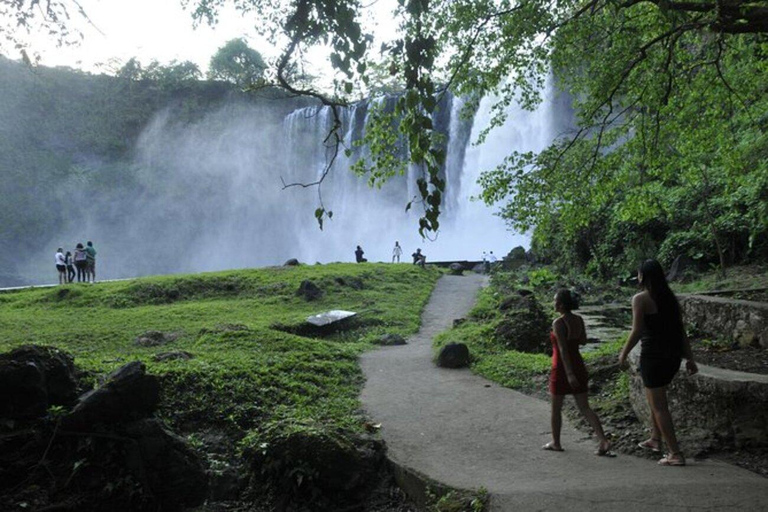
360;274;768;511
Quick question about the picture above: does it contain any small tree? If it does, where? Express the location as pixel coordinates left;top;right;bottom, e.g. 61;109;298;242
208;38;266;87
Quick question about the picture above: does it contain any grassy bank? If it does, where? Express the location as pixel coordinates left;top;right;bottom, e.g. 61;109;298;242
0;263;441;508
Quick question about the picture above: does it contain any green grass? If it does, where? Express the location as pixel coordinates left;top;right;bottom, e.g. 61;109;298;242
0;263;440;438
672;264;768;294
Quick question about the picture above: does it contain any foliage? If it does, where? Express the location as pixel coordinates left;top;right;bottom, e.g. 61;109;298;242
208;38;267;87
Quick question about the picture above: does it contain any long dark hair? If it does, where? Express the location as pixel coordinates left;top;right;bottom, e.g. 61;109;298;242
555;288;579;312
639;259;683;335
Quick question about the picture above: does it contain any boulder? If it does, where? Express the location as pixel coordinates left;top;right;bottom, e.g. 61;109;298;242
121;419;208;511
135;330;181;347
334;276;364;290
437;343;470;368
284;258;300;266
494;294;550;353
249;428;384;505
448;263;465;276
0;345;77;419
153;351;194;362
297;280;324;301
472;263;486;274
376;334;407;346
63;361;160;428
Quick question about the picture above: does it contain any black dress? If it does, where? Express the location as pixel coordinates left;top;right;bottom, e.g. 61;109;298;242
639;312;682;388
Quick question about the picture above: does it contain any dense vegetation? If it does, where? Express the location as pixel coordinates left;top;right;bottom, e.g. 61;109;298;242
0;263;440;509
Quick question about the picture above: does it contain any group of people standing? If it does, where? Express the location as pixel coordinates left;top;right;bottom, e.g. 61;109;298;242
545;259;697;466
55;242;97;284
354;242;426;267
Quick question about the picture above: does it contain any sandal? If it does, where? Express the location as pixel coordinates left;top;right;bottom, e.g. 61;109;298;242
638;438;662;453
596;442;617;457
542;442;564;452
658;453;686;466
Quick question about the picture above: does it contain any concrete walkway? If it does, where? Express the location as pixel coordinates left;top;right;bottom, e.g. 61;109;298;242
360;275;768;511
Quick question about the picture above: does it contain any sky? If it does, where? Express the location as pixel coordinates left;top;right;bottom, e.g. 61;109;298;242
11;0;398;77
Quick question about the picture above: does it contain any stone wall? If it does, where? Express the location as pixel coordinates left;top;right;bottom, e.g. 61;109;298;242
679;292;768;348
627;349;768;449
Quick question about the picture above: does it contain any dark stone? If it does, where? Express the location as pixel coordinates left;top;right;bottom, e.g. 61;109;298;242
437;343;470;368
334;276;364;290
297;280;324;301
121;419;208;511
494;295;550;353
249;429;384;504
376;334;407;346
453;318;466;328
667;254;693;282
63;361;160;428
0;345;77;419
472;263;486;274
517;288;534;297
448;263;465;276
284;258;300;266
135;330;181;347
153;351;194;362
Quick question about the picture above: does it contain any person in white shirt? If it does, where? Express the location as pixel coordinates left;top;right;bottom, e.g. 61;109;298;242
55;248;67;285
489;251;498;263
392;241;403;263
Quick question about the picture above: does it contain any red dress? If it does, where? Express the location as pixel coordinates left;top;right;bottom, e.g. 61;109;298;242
549;328;589;395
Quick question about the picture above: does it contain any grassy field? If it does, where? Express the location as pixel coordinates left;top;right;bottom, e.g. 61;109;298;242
0;263;440;443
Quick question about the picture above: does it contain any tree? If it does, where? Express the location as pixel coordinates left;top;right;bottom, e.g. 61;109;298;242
207;38;267;86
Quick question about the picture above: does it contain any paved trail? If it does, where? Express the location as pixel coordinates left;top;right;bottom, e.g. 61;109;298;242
361;274;768;511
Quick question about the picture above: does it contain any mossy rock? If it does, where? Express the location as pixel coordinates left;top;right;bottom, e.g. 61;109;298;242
494;294;550;353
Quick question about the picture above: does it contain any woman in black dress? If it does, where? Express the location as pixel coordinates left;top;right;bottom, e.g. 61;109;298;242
619;259;698;466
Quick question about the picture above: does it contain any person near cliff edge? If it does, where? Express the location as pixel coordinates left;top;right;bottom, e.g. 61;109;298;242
65;251;76;283
55;248;67;285
85;241;97;283
618;259;698;466
355;245;367;263
392;241;403;263
412;248;426;267
73;243;88;282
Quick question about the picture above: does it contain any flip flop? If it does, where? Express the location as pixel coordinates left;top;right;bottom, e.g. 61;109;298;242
542;442;564;452
637;439;662;453
595;447;617;457
658;453;686;466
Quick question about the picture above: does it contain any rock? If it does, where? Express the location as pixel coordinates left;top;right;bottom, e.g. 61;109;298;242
248;428;384;506
453;318;466;328
376;334;407;346
0;345;77;419
472;263;486;274
135;330;181;347
153;351;194;362
63;361;160;428
121;419;208;511
494;295;550;353
297;280;324;301
667;254;693;282
334;276;364;290
284;258;300;266
437;343;470;368
448;263;464;276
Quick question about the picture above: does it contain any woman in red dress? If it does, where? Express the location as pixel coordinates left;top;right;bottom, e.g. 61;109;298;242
543;289;613;456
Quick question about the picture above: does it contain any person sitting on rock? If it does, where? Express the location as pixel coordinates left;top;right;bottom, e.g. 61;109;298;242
355;245;367;263
543;288;613;457
412;248;426;267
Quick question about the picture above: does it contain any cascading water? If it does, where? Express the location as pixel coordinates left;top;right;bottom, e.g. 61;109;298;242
20;81;572;282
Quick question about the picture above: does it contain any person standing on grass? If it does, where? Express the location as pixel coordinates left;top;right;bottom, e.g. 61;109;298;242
543;288;613;457
392;241;403;263
55;248;67;285
85;241;97;282
65;251;76;283
619;259;698;467
74;243;88;282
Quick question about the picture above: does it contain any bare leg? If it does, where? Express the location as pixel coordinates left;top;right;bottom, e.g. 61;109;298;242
646;386;682;457
573;393;610;451
546;394;564;450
